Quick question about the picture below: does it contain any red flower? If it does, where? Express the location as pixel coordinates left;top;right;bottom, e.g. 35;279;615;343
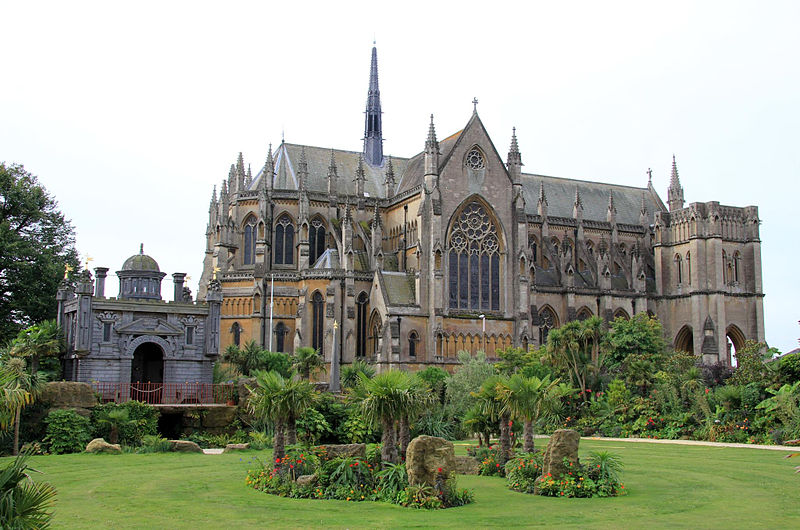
275;458;280;463
437;468;443;473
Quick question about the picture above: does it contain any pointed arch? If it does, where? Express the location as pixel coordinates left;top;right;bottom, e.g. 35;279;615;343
367;310;382;358
674;325;694;354
274;213;295;265
613;308;630;321
674;253;683;284
309;215;328;266
242;214;258;265
576;306;593;321
356;291;369;358
447;196;504;311
726;324;747;365
311;291;324;355
408;330;419;359
274;321;288;353
538;305;559;345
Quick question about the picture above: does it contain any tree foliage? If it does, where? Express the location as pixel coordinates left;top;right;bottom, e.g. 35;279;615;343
0;163;79;343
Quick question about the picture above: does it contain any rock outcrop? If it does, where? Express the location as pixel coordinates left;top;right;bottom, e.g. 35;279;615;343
85;438;122;454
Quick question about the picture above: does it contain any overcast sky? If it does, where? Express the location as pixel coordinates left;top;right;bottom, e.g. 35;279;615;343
2;1;798;352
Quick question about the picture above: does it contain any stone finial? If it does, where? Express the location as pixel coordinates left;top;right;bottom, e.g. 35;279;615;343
355;154;366;197
327;149;338;196
573;186;583;220
210;185;217;205
262;143;274;191
607;190;617;225
667;154;685;211
298;146;308;192
425;114;439;152
507;127;522;165
245;164;252;188
384;155;396;192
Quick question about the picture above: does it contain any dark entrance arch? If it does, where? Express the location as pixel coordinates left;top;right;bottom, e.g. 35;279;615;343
131;342;164;403
726;325;747;367
674;326;694;354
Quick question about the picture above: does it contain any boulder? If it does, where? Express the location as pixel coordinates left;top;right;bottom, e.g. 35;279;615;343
223;443;250;453
169;440;204;453
454;455;480;475
202;406;238;429
86;438;122;454
320;443;366;461
538;429;580;484
40;382;99;409
405;435;455;486
296;474;317;487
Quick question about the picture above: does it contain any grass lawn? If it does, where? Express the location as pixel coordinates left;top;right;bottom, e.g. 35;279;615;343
11;439;799;529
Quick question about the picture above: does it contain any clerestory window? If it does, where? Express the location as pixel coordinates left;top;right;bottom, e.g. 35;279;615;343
448;201;501;311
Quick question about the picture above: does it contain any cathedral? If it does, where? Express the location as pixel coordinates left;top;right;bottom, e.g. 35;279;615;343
199;45;765;377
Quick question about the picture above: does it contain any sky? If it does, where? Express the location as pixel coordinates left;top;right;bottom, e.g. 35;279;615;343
1;1;798;352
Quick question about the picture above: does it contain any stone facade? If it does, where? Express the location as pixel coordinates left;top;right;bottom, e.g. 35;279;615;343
58;248;222;385
199;45;764;378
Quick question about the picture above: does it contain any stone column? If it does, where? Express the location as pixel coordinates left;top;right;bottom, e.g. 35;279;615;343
172;273;186;302
94;267;109;297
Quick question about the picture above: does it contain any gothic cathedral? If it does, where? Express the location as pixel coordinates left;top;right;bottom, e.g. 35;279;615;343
199;45;765;376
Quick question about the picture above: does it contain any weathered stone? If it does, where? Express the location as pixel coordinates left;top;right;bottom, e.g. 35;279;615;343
85;438;122;454
202;406;238;428
538;429;580;484
223;443;250;453
40;382;99;409
320;443;366;461
405;435;455;486
296;474;317;487
169;440;204;453
454;455;480;475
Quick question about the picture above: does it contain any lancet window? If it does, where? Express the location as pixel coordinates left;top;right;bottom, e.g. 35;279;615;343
274;215;295;265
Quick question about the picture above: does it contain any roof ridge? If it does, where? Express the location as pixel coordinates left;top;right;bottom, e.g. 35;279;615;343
522;172;650;191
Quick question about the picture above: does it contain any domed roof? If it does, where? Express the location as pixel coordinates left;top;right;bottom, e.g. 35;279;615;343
121;244;160;272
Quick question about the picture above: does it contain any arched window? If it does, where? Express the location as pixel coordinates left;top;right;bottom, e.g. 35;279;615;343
243;216;257;265
356;292;368;358
538;306;558;345
613;309;630;321
686;252;692;285
733;251;741;283
576;307;593;321
274;215;295;265
311;292;324;356
675;254;683;284
722;250;728;284
586;240;594;256
274;322;288;353
448;201;501;311
230;322;241;347
309;217;327;266
368;312;382;358
408;331;419;358
529;236;538;263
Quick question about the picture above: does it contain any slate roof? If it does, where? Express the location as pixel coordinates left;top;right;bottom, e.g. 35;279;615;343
380;271;416;306
250;143;410;198
247;125;666;225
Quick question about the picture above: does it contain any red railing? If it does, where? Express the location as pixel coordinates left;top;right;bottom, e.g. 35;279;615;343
91;382;237;405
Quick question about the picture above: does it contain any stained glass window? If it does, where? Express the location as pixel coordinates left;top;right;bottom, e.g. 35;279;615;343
309;217;326;266
274;215;295;265
448;201;501;311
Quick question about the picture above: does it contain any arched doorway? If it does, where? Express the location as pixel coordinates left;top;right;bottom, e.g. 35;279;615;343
726;325;747;367
674;326;694;354
131;342;164;403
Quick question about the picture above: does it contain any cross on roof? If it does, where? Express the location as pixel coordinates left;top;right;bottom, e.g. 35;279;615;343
472;97;479;112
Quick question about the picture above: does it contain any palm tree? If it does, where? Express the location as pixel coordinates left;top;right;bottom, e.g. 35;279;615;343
462;405;495;447
247;370;316;461
291;347;325;381
499;374;560;452
248;371;289;461
0;450;57;528
0;358;45;455
398;373;434;459
95;408;136;445
340;360;376;390
282;376;316;445
473;375;511;464
8;320;61;376
349;370;409;464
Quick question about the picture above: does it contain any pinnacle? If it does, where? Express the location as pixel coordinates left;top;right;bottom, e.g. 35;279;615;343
538;181;547;205
426;114;438;150
574;186;583;209
670;154;681;189
608;190;616;212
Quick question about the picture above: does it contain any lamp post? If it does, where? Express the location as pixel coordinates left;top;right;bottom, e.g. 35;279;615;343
268;273;274;352
479;314;486;354
330;320;340;392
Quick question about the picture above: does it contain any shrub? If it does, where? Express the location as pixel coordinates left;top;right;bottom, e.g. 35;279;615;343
248;431;272;450
297;407;331;445
137;435;172;453
44;409;91;454
473;445;504;476
375;462;408;497
412;407;456;440
505;452;543;493
533;455;625;498
91;401;158;447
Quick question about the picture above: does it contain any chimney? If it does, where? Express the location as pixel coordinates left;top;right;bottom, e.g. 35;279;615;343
172;273;186;302
94;267;109;297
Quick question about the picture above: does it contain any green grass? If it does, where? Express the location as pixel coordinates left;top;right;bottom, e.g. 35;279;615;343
12;439;800;529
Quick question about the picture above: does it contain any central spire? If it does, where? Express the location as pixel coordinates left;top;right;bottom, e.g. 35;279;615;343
363;44;384;167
